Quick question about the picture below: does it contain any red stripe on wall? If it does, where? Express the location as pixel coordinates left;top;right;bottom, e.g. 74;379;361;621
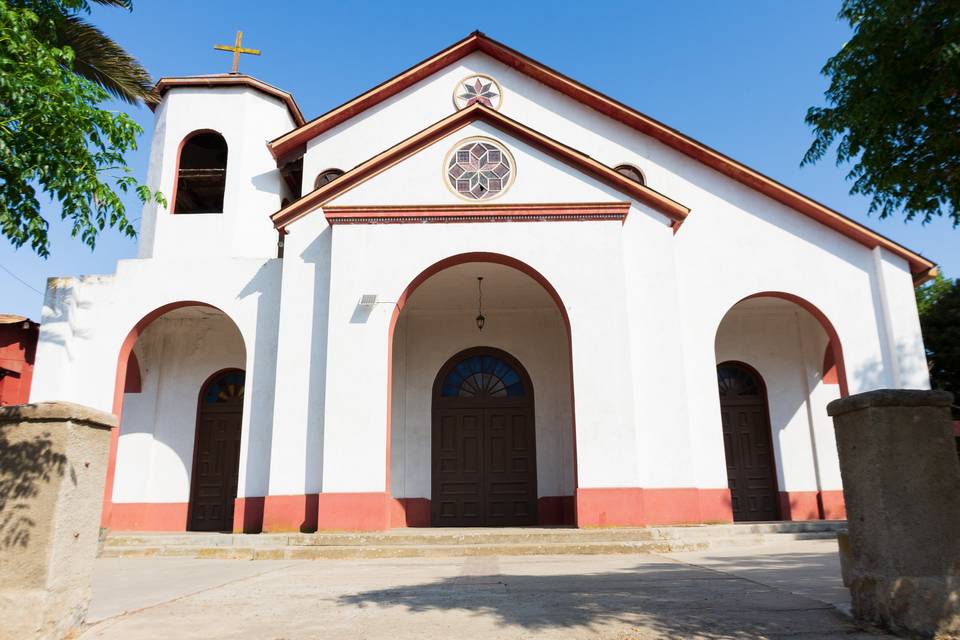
109;502;188;532
575;487;734;527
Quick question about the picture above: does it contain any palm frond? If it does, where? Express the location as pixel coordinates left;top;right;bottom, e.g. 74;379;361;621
89;0;133;10
56;14;157;104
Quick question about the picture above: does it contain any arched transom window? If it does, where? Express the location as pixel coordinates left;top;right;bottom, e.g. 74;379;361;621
717;365;760;397
614;164;645;185
203;370;245;404
314;169;344;190
441;354;525;398
174;131;228;214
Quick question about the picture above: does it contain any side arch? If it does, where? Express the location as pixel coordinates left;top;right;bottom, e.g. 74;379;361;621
102;300;238;528
740;291;848;397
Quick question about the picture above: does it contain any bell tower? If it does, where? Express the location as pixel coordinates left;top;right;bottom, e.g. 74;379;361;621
137;73;303;260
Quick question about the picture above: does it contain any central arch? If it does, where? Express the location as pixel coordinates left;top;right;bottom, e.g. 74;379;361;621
432;347;537;527
387;252;577;528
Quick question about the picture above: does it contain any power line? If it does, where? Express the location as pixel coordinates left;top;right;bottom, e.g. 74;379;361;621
0;263;43;295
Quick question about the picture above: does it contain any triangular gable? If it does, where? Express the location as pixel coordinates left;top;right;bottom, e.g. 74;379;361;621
271;103;689;228
267;32;935;282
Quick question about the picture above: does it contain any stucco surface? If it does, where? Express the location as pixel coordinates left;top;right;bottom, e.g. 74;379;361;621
0;403;113;640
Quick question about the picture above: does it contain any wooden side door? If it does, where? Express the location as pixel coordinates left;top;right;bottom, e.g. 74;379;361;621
189;371;244;532
718;364;779;522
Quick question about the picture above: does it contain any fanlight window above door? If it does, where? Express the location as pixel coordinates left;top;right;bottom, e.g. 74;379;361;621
441;354;524;398
716;365;760;397
204;370;245;404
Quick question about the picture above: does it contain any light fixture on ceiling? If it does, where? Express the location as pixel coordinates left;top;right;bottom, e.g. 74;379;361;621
475;276;485;331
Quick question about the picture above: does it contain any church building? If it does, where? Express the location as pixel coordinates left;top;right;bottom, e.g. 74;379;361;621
28;33;936;533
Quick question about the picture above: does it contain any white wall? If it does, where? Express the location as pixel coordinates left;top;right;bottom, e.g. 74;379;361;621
390;302;574;500
139;86;295;260
113;311;245;503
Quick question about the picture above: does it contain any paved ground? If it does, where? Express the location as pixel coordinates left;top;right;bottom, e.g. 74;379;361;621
81;538;889;639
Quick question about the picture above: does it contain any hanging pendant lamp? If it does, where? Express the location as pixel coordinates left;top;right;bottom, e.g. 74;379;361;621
476;276;485;331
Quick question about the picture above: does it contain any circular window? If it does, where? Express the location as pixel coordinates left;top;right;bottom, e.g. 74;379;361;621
453;74;503;111
444;138;515;201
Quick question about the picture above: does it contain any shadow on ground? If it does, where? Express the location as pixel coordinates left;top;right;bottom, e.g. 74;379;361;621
337;559;883;639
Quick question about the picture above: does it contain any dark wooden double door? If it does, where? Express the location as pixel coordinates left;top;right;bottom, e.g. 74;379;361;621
717;363;780;521
432;349;537;527
189;370;244;532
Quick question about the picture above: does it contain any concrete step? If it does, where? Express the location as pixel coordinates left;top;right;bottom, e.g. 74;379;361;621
100;521;844;560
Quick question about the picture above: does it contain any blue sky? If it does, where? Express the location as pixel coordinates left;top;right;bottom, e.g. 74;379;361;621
2;0;957;319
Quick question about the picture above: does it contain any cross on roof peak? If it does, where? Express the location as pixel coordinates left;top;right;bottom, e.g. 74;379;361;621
213;31;261;74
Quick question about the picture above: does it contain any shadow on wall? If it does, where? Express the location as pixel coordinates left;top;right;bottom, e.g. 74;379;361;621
0;426;66;548
238;260;285;506
848;334;927;394
300;227;332;507
336;558;859;637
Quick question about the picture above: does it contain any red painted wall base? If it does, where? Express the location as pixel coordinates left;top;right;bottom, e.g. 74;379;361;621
261;494;319;533
233;496;265;533
575;487;733;527
778;490;847;521
389;497;431;527
109;502;188;531
817;490;846;520
103;488;846;533
317;492;390;530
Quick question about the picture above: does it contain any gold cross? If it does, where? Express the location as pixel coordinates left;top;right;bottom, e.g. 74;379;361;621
214;31;261;74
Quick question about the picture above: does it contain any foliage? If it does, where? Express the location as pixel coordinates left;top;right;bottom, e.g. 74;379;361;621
804;0;960;226
916;273;960;416
0;0;162;256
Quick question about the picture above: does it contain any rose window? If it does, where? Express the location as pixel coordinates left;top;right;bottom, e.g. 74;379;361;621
445;139;514;200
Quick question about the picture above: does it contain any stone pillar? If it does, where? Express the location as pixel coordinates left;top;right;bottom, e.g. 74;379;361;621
0;402;116;640
827;389;960;638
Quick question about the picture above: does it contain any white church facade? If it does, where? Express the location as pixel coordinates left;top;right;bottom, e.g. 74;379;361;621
29;33;936;533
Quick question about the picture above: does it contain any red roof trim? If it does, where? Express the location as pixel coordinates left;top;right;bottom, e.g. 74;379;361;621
266;32;935;281
271;103;689;229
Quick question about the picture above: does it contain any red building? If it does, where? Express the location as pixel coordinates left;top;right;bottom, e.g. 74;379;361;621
0;315;39;406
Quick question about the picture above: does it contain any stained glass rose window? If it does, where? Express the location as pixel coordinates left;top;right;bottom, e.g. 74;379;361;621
445;138;514;200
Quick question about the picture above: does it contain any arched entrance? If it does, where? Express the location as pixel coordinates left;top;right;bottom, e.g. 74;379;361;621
716;362;779;522
188;369;246;532
102;302;248;531
431;347;537;527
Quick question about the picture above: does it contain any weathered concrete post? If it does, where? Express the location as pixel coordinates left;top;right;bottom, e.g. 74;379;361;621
827;389;960;638
0;402;116;640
